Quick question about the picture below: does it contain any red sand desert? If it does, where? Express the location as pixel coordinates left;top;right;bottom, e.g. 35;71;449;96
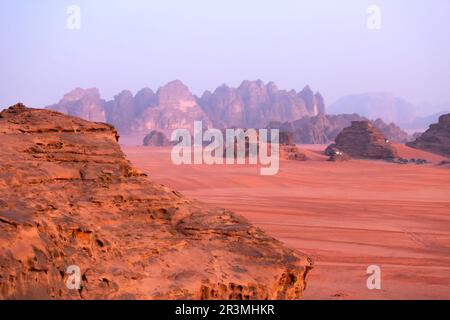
124;145;450;300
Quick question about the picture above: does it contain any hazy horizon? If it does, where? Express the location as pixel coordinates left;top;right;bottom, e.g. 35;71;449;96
1;0;449;111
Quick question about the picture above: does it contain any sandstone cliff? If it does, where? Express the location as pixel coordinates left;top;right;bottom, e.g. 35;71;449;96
0;104;312;300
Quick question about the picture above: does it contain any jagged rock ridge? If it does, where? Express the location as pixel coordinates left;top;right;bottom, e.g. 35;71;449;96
0;104;312;300
46;80;324;134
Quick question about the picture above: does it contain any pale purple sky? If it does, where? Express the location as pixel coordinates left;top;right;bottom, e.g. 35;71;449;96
1;0;449;110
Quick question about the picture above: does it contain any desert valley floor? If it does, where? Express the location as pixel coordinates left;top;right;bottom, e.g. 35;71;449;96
123;144;450;300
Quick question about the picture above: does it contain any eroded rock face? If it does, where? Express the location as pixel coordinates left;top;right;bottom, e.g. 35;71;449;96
406;114;450;158
143;131;172;147
0;104;312;300
328;121;398;159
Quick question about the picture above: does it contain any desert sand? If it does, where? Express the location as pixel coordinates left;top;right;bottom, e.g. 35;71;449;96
123;145;450;299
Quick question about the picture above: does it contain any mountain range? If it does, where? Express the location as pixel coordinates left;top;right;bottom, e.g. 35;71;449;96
47;81;449;145
47;80;324;135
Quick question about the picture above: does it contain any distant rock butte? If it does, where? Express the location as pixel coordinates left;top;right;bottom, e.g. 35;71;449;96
327;121;398;159
143;130;172;147
407;113;450;158
268;114;410;144
0;104;312;300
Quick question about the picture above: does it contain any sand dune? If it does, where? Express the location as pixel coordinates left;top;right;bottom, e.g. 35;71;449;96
123;145;450;299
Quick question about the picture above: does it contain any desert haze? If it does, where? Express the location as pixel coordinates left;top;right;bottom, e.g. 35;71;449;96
124;145;450;299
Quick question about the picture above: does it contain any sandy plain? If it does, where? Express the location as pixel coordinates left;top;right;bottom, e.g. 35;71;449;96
123;144;450;299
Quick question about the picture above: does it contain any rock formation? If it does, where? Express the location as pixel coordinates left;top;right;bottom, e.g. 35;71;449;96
268;114;410;144
297;86;325;116
0;104;312;299
143;130;172;147
327;121;398;159
47;88;106;123
199;81;322;129
137;80;211;132
47;81;324;136
406;113;450;158
372;118;410;143
104;90;137;134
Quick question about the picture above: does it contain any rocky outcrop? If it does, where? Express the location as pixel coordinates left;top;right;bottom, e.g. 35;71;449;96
268;114;410;144
47;88;106;123
327;121;398;159
0;104;312;300
143;130;172;147
199;81;322;129
406;114;450;158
